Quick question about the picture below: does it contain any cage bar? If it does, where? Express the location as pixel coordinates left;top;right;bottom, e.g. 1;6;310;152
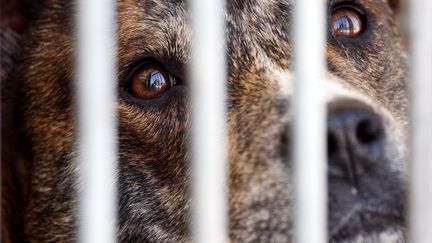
76;1;118;243
190;0;228;242
293;0;327;243
409;0;432;242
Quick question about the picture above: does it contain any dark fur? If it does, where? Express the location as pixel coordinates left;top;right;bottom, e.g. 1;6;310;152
2;0;407;242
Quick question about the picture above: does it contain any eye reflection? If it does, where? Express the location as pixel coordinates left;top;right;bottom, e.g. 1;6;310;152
331;8;364;38
131;65;175;99
143;71;165;91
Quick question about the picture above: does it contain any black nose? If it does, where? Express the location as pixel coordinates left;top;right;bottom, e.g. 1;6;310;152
327;108;385;184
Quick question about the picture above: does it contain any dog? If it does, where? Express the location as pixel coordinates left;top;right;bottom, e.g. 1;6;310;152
1;0;408;242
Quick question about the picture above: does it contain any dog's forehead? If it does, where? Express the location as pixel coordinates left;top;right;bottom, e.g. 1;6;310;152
116;0;394;66
115;0;295;73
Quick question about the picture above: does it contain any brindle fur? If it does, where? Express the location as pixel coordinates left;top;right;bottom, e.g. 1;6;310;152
2;0;408;242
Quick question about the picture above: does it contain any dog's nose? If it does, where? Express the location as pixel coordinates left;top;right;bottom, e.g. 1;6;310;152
327;108;385;184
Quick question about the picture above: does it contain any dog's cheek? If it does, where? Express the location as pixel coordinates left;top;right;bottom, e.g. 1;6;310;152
116;99;192;241
14;9;79;240
21;75;76;241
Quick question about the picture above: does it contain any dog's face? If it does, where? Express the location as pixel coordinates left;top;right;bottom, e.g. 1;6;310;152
3;0;408;242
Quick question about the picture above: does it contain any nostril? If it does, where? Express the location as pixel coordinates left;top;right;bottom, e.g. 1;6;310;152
327;107;385;182
356;117;382;145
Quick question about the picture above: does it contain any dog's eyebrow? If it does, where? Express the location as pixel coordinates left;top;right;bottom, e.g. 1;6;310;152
117;35;188;83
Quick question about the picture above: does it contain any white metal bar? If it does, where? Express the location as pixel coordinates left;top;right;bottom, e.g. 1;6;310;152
409;0;432;242
76;1;118;243
293;1;327;243
190;0;228;242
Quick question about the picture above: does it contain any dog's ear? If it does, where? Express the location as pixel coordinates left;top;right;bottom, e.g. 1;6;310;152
0;0;25;32
0;0;45;32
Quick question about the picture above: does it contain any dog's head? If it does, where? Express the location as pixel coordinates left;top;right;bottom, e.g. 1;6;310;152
2;0;408;242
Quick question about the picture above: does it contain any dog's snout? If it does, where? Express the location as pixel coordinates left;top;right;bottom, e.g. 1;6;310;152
327;107;385;183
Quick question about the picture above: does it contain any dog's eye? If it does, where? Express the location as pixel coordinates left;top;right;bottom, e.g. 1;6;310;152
330;7;364;38
130;65;176;99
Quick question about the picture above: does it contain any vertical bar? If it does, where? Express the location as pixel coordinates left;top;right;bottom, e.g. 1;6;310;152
409;0;432;242
76;1;118;243
293;0;327;243
190;0;227;242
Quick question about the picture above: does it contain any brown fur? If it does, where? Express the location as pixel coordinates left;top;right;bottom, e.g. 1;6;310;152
2;0;408;242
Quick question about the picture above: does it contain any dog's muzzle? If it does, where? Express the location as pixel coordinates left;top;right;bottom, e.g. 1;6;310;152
325;82;407;242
